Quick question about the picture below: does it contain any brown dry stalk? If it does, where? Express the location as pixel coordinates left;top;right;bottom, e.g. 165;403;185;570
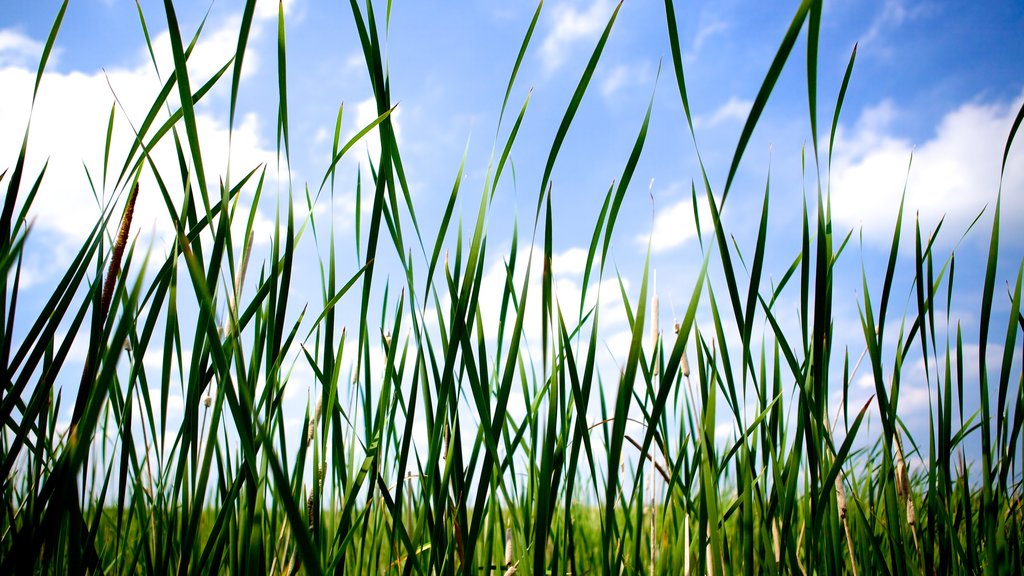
624;435;671;482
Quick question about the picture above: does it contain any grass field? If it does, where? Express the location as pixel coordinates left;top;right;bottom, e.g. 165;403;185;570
2;0;1023;574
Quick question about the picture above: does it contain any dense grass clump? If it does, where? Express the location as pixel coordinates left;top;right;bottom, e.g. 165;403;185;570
2;0;1022;574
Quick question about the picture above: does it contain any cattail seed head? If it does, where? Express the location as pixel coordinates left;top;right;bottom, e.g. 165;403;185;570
100;183;138;319
307;399;323;442
835;470;847;519
894;432;909;499
235;233;253;299
307;489;316;532
504;526;513;566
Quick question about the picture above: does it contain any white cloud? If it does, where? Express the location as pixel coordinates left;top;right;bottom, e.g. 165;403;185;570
681;16;728;65
690;19;728;57
642;188;714;253
694;96;751;129
600;62;652;98
552;246;589;276
0;29;47;69
859;0;934;55
540;0;615;73
0;17;280;258
829;93;1024;247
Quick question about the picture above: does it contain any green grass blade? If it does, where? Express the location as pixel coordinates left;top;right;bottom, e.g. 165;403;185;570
722;0;811;204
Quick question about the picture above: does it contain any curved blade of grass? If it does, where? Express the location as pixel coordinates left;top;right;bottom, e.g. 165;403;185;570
276;0;291;171
162;0;211;212
0;0;67;243
230;0;258;132
496;0;542;133
536;0;622;220
602;63;659;275
1002;96;1024;175
828;44;857;173
722;0;811;204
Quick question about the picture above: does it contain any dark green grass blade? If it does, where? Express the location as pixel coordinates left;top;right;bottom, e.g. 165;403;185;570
276;1;291;170
828;44;857;172
602;64;658;275
997;261;1023;488
806;0;822;168
496;0;542;132
663;0;695;134
603;246;650;574
536;1;622;220
0;0;67;242
742;177;771;382
161;0;211;211
878;173;909;343
579;182;613;318
423;146;466;307
977;192;1000;568
229;0;258;131
1002;96;1024;175
722;0;811;204
33;0;68;99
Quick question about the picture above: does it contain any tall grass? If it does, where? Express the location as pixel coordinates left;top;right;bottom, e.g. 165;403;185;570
2;0;1023;574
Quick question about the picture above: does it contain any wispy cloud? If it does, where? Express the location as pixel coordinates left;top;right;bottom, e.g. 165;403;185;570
859;0;934;55
692;19;729;56
682;16;728;64
693;96;752;129
600;61;652;98
540;0;615;73
829;92;1024;247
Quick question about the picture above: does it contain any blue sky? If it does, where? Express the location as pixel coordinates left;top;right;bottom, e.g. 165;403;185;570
2;0;1022;468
